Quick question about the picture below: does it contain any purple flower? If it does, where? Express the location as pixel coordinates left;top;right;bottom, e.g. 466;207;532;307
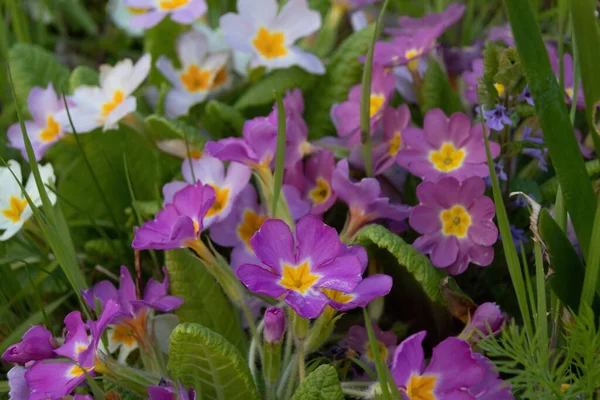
345;324;397;365
331;65;395;147
386;3;466;38
332;159;411;238
398;109;501;182
393;59;428;104
487;24;514;47
464;302;505;340
132;181;216;250
462;58;483;104
126;0;207;29
442;42;483;76
25;302;119;400
264;307;287;344
148;382;197;400
391;331;484;398
483;105;512;131
236;215;364;318
2;326;57;364
469;353;514;399
82;266;182;362
500;224;528;253
409;177;498;275
372;28;440;69
8;366;30;399
521;126;548;172
7;83;66;161
550;52;585;109
483;159;508;186
519;84;534;106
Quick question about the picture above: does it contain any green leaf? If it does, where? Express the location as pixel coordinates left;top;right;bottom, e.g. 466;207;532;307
505;0;597;260
304;25;376;139
355;224;445;303
8;43;70;112
58;0;98;36
202;100;246;139
69;66;99;92
420;60;464;115
165;249;244;353
291;365;344;400
145;114;208;144
168;323;259;400
234;67;316;111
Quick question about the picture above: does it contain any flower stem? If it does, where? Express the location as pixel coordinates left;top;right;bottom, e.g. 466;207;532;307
297;341;306;382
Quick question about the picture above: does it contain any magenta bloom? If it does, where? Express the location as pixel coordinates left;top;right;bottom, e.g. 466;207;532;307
391;331;484;399
25;302;119;400
2;326;56;364
487;24;515;47
409;177;498;275
264;306;287;344
148;382;196;400
7;83;66;161
372;28;440;69
464;302;505;339
132;181;216;250
126;0;207;29
236;215;364;318
345;324;397;365
331;65;395;147
386;3;466;37
462;58;483;104
469;353;513;399
397;109;500;182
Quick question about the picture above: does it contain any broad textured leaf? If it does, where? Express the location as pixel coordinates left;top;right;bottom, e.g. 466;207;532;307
168;323;259;400
420;60;464;115
304;25;375;139
505;0;597;258
355;224;445;303
8;44;70;112
202;100;246;139
145;114;208;144
234;67;316;110
165;249;244;353
291;365;344;400
69;66;99;92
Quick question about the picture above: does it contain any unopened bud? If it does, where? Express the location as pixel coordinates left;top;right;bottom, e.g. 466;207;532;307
264;307;286;344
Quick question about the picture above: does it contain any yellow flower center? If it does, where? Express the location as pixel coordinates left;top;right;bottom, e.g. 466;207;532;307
309;178;331;206
494;83;505;97
279;261;320;294
237;210;267;250
206;185;230;218
440;205;471;238
2;196;28;223
212;67;228;89
405;48;422;60
159;0;189;10
189;149;203;159
566;87;574;99
370;94;385;118
101;90;125;118
180;64;212;93
322;288;353;304
67;364;93;378
127;6;150;14
365;341;388;362
193;219;200;235
429;143;466;172
388;132;402;156
253;27;288;59
111;325;137;347
406;375;437;400
40;115;61;142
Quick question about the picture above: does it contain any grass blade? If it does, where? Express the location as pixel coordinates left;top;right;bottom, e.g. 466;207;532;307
580;200;600;311
362;308;392;400
272;90;287;217
534;241;548;355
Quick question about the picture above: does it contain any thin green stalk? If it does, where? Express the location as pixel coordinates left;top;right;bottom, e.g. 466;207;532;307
460;0;476;45
579;200;600;311
360;0;391;177
557;0;567;91
534;241;548;355
297;340;306;382
7;0;31;43
569;41;580;124
363;308;391;400
272;91;287;216
520;242;537;322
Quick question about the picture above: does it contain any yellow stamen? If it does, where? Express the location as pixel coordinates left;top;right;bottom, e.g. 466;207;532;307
322;288;353;304
159;0;189;10
189;149;203;159
369;94;385;118
206;185;230;218
406;375;437;400
388;132;402;156
237;210;267;250
279;261;319;294
253;27;288;59
365;341;388;362
309;178;331;206
440;205;472;238
40;115;61;142
67;365;93;378
2;196;28;223
101;90;125;118
127;6;150;15
566;87;574;99
111;325;137;347
494;83;505;97
180;64;212;93
429;143;466;172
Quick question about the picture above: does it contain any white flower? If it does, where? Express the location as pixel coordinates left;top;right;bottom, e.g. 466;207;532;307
107;0;148;37
58;54;151;133
193;22;253;76
0;160;56;241
220;0;325;74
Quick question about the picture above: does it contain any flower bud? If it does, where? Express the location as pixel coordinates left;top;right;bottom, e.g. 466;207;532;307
2;326;56;364
264;307;286;344
465;302;505;339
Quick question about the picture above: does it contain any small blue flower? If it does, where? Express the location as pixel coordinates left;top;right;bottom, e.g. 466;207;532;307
519;85;534;106
483;105;512;131
521;126;548;171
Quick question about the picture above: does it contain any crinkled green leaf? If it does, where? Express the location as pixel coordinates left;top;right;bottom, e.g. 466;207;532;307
234;67;316;111
421;60;464;116
168;323;259;400
165;249;244;353
355;224;445;303
304;25;375;139
494;47;523;92
69;66;99;92
145;114;208;145
8;43;70;112
203;100;246;139
291;365;344;400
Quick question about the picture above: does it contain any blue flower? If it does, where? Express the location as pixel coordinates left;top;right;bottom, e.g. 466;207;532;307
483;105;512;131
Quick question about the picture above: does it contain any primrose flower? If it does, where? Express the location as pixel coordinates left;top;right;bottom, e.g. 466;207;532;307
8;367;29;399
236;215;364;319
483;105;512;132
410;177;498;275
108;0;147;36
397;109;500;182
551;52;585;109
164;156;251;226
132;181;216;250
369;104;411;175
462;58;483;104
2;326;56;364
126;0;207;29
464;302;505;340
470;353;514;399
391;331;485;399
345;324;396;366
220;0;325;74
193;23;253;77
442;42;483;76
157;30;229;117
393;59;428;104
386;3;466;37
0;160;56;241
82;266;183;362
372;28;440;69
7;83;66;161
57;54;151;133
331;65;395;147
25;302;119;400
